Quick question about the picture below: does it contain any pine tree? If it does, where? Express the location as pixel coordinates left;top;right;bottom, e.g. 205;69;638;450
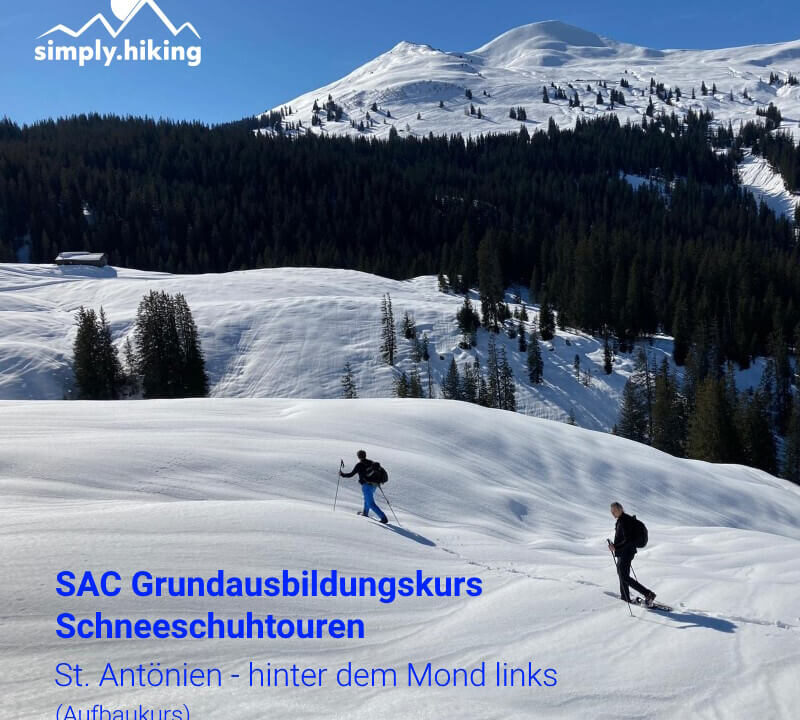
617;378;648;443
771;330;792;434
499;347;516;411
651;357;685;456
461;361;479;404
783;396;800;484
457;296;480;347
133;291;206;399
736;390;776;474
341;361;358;399
456;297;481;333
97;308;122;399
477;371;490;407
174;293;208;397
73;307;102;399
518;322;527;352
380;294;397;365
539;296;555;341
486;335;501;408
402;311;417;340
477;234;504;332
409;366;424;398
527;326;544;384
443;357;461;400
395;372;409;398
672;300;691;366
411;337;422;363
687;377;739;463
427;360;434;398
420;333;430;362
633;349;654;441
603;335;613;375
573;354;581;379
73;306;122;400
122;336;140;397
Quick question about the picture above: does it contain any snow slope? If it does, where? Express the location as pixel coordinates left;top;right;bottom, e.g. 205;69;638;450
262;21;800;220
738;150;800;219
1;398;799;719
264;20;800;145
0;263;665;430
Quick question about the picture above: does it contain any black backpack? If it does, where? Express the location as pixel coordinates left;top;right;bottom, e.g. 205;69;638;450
631;515;648;548
365;460;389;485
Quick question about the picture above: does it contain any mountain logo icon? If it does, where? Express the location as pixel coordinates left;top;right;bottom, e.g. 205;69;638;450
38;0;201;40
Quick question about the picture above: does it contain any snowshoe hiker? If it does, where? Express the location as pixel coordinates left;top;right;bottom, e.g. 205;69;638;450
607;502;657;607
339;450;389;524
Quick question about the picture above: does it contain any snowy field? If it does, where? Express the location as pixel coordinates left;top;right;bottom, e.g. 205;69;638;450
0;263;770;433
0;262;651;430
1;398;798;719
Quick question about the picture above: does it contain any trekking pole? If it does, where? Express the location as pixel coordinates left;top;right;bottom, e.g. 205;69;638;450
333;460;344;511
608;540;633;617
378;485;401;527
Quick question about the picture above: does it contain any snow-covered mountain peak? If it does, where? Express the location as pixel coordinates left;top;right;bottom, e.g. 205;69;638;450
388;39;436;53
472;20;609;55
469;21;625;69
263;20;800;145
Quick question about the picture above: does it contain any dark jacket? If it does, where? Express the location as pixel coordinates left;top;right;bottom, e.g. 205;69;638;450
613;512;638;557
341;460;374;485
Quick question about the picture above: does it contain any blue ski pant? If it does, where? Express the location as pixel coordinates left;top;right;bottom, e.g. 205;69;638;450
361;483;387;522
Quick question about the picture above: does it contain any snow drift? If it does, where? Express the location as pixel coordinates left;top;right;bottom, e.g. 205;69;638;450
1;398;798;719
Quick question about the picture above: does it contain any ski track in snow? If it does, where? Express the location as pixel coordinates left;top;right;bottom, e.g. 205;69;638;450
1;399;799;719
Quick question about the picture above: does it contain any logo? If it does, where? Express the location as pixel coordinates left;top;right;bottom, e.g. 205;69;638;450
34;1;202;68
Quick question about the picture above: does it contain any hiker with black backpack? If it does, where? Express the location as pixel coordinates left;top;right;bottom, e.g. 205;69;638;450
607;502;657;607
339;450;389;524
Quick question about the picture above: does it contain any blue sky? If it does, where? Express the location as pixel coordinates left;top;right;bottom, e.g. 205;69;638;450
1;0;798;125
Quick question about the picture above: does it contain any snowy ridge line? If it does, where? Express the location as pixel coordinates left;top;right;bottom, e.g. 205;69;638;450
261;20;800;146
